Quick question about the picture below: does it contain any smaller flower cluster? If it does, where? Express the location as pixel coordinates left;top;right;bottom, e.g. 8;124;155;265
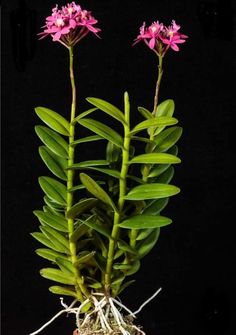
39;2;100;46
134;20;188;55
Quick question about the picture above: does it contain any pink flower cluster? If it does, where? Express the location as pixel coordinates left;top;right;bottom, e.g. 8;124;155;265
134;20;188;55
39;2;100;46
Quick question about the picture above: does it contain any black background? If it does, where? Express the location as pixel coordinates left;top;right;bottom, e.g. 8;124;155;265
2;0;236;334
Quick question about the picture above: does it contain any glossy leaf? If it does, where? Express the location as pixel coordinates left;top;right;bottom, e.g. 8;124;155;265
137;228;160;258
154;126;183;152
125;260;140;276
35;126;68;158
148;164;170;178
124;183;180;200
78;118;123;148
34;210;68;232
35;107;70;136
117;240;137;255
35;248;67;262
143;198;169;216
69;223;89;243
40;268;76;285
154;99;175;135
119;215;172;229
131;136;155;144
129;153;180;165
31;232;64;253
49;286;77;298
83;167;120;179
130;116;177;135
69;160;109;169
156;99;175;117
39;146;67;181
155;166;174;184
113;263;133;270
106;141;121;163
71;135;103;146
66;198;98;219
55;257;75;275
138;106;153;119
73;107;97;123
86;97;126;124
82;216;111;239
80;173;117;212
40;226;69;253
136;228;155;241
39;176;67;206
75;251;96;265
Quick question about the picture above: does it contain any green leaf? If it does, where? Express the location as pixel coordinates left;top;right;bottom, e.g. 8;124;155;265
106;142;121;163
124;183;180;200
82;216;111;239
86;97;126;124
40;226;69;253
138;106;153;119
55;257;75;275
31;232;64;253
83;167;120;179
71;135;103;146
35;126;69;158
154;100;175;135
113;263;133;270
49;286;77;298
75;251;96;265
136;228;155;241
73;107;97;123
66;198;98;219
119;215;172;229
125;260;140;276
155;166;174;184
130;116;178;135
94;252;107;272
44;196;64;210
35;248;67;262
131;136;155;144
78;118;123;148
39;176;67;206
69;223;89;243
137;228;160;258
69;160;109;169
154;126;183;153
156;99;175;117
39;146;67;181
143;198;169;216
35;107;70;136
80;173;117;212
148;164;170;178
34;210;68;232
129;153;181;164
40;268;76;285
117;240;137;255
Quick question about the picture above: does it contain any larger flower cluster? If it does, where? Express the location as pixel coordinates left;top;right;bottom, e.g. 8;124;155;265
134;20;188;56
39;2;100;46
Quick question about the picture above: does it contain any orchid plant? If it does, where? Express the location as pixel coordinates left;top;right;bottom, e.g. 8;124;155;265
31;3;187;335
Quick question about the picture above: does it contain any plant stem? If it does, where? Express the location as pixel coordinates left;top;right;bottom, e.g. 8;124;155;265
142;54;164;183
105;92;131;293
67;46;89;300
153;54;163;117
129;54;164;248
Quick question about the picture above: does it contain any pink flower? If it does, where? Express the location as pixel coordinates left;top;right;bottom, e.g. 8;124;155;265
38;2;101;46
134;19;188;56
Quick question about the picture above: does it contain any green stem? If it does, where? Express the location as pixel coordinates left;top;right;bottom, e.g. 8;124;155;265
129;55;164;249
105;92;131;293
142;54;164;183
67;46;89;300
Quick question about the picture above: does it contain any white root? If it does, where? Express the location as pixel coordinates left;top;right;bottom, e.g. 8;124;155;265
29;287;162;335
